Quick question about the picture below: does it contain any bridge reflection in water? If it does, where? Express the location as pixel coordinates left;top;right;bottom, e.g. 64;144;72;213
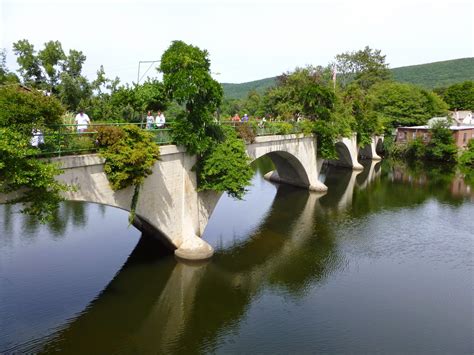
35;159;393;353
3;158;472;354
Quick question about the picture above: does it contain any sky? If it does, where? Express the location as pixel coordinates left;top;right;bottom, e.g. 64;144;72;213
1;0;473;84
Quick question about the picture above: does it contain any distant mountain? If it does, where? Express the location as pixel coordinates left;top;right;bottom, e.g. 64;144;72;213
221;58;474;100
221;77;277;100
391;58;473;88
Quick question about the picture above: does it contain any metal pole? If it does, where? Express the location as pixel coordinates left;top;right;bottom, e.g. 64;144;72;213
137;60;160;85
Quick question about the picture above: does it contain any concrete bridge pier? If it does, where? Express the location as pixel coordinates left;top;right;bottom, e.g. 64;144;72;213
329;134;364;170
359;135;383;160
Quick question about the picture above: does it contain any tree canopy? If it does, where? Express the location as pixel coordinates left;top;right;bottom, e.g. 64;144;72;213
435;81;474;111
369;81;448;128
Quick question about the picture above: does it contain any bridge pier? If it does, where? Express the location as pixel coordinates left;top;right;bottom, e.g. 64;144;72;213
359;135;383;160
328;134;364;170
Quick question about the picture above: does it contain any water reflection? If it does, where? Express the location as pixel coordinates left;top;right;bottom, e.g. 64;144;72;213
1;159;472;354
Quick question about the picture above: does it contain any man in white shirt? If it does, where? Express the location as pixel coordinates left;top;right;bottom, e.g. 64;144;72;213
155;111;166;128
74;110;91;132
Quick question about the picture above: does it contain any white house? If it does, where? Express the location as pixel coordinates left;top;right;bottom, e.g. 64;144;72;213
451;110;473;125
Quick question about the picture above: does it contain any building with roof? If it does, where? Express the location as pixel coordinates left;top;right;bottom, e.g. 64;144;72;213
451;110;473;125
396;125;474;149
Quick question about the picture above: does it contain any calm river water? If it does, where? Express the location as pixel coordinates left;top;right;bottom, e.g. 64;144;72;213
0;159;473;354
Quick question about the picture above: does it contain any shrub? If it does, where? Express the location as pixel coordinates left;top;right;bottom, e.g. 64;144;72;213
100;125;160;190
406;137;426;160
236;122;256;143
298;120;314;135
96;125;126;147
458;139;474;168
270;121;294;135
197;126;253;199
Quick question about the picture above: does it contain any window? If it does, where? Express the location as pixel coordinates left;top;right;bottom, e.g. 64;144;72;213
412;132;416;139
463;132;467;143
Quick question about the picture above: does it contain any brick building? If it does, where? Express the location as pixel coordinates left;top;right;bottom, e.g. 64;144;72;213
396;125;474;149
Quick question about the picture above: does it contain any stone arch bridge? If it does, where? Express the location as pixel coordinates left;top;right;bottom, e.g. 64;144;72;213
3;133;383;260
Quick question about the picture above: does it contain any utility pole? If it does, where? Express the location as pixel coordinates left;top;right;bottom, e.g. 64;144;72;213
137;60;160;85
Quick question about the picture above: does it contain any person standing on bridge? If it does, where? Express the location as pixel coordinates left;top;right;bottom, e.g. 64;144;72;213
156;110;166;128
74;109;91;132
146;111;155;129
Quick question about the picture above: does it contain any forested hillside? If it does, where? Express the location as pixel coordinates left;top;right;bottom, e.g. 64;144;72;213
392;58;474;88
222;57;474;99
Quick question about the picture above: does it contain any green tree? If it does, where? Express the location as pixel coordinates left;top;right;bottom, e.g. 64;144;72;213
98;125;160;190
436;81;474;111
37;40;66;92
333;46;392;89
0;85;64;132
369;81;448;129
0;49;19;84
262;65;353;158
160;40;223;154
134;80;168;113
12;39;95;111
342;83;382;147
0;128;70;222
264;66;335;120
241;90;264;117
12;39;44;87
425;120;458;163
160;41;252;198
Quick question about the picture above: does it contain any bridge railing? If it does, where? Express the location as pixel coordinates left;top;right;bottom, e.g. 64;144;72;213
220;120;303;136
33;120;304;157
34;122;172;157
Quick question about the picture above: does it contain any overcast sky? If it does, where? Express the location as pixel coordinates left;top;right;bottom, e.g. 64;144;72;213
1;0;473;84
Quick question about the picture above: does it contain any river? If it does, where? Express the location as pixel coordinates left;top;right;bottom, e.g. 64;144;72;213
1;159;473;354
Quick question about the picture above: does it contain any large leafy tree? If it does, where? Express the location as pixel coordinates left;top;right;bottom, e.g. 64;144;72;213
342;83;383;146
333;46;392;90
160;41;252;198
12;39;45;87
369;81;448;128
0;85;64;132
160;40;223;154
435;81;474;111
263;66;336;120
12;39;93;111
262;65;354;158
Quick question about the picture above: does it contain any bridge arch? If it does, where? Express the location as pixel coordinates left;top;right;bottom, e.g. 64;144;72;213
327;134;363;170
359;135;383;160
246;134;328;192
258;151;311;189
